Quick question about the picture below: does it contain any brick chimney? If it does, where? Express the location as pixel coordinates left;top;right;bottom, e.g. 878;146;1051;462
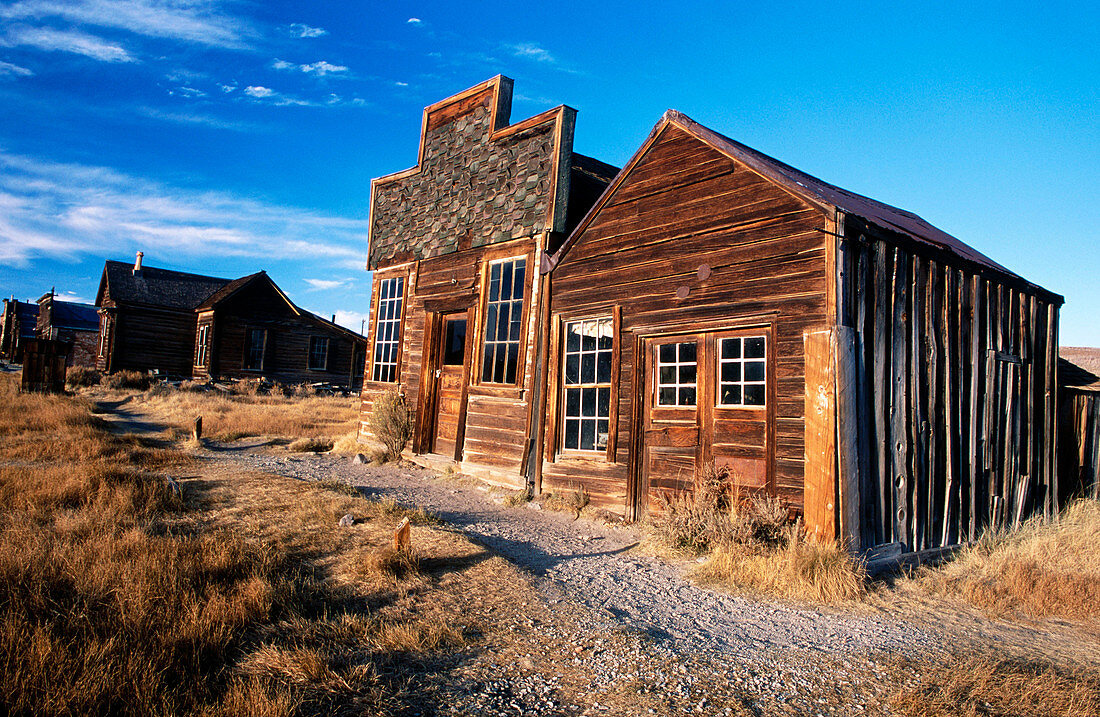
133;251;144;274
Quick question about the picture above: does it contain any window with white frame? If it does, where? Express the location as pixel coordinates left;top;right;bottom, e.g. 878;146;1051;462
562;318;612;451
371;277;404;382
717;336;766;406
656;341;697;406
308;336;329;370
481;257;526;384
196;324;209;366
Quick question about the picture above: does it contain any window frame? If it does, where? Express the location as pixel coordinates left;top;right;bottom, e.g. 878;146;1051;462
196;324;209;367
242;327;267;372
368;272;408;384
714;334;768;410
653;338;699;408
559;316;615;456
475;253;532;388
307;335;330;371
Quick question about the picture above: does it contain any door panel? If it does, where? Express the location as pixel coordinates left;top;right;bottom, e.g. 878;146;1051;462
639;328;773;512
433;315;468;459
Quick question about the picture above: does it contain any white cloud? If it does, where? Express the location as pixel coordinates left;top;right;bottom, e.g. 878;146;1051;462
289;23;326;38
0;0;252;49
272;58;349;76
0;60;33;77
55;290;93;304
300;60;347;76
4;26;135;62
394;81;408;87
304;278;348;291
407;18;421;24
331;309;369;333
218;82;237;93
509;42;554;63
168;85;205;98
135;106;256;132
244;85;274;98
0;151;368;267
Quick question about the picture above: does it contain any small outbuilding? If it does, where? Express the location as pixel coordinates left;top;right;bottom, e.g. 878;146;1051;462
543;111;1062;558
0;297;39;363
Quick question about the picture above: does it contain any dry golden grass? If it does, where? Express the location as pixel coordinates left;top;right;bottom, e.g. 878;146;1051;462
99;383;360;443
0;374;468;716
694;528;868;603
915;498;1100;620
888;651;1100;717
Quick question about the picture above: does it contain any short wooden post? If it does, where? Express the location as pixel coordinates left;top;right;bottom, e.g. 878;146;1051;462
193;416;203;441
393;517;411;552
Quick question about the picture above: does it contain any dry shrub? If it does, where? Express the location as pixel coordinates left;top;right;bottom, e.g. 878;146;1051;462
369;388;411;460
650;463;788;554
288;437;334;453
542;486;589;514
916;498;1100;620
888;652;1100;717
358;546;421;581
329;430;363;456
178;379;210;393
286;383;316;398
66;365;101;388
695;528;867;603
104;369;151;390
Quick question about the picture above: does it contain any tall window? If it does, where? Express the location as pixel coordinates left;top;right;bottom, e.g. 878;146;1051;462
372;277;404;382
244;328;266;370
562;318;612;451
481;257;525;384
308;336;329;370
196;325;209;366
717;336;766;406
657;342;697;406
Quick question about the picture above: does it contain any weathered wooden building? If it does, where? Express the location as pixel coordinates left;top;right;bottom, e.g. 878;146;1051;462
36;292;100;367
192;271;368;390
0;298;38;363
543;111;1062;557
1058;348;1100;501
358;76;616;483
96;253;231;376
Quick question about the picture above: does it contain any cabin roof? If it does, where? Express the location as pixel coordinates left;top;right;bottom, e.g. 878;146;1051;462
99;260;231;310
549;110;1060;303
44;300;99;331
197;271;366;343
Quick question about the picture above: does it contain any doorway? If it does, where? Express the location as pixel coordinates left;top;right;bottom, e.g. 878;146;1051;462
636;327;773;515
431;314;469;459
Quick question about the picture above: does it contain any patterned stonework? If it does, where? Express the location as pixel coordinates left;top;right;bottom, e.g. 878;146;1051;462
369;98;559;269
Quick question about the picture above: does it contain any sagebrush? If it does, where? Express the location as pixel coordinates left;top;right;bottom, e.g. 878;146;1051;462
370;388;412;460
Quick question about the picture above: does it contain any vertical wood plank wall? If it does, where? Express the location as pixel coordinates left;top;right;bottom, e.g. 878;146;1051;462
1059;389;1100;501
838;229;1060;552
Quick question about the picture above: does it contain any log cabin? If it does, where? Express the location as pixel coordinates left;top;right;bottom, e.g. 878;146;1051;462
0;298;38;363
96;253;232;376
36;292;100;367
192;271;368;390
357;76;617;485
543;110;1063;559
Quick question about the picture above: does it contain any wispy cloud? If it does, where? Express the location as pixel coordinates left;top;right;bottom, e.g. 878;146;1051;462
288;23;326;39
0;60;33;77
243;84;313;106
0;151;367;267
0;0;252;49
508;42;554;63
3;26;135;62
407;18;422;25
304;278;349;291
168;85;205;99
272;58;349;76
135;106;257;132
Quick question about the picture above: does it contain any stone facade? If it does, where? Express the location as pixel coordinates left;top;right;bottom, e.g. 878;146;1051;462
368;85;567;269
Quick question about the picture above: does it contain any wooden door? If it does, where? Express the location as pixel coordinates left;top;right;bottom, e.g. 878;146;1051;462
640;329;772;513
432;314;469;459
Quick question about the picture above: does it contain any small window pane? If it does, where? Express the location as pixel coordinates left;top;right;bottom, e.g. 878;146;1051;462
745;384;765;405
659;387;676;405
597;387;610;417
722;385;742;405
596;350;611;383
679;364;696;384
565;354;579;384
580;420;596;451
581;353;595;383
566;326;580;352
680;342;696;362
745;337;765;358
659;365;676;384
660;344;675;363
721;362;741;382
679;387;696;405
745;361;765;382
564;419;579;449
596;420;609;450
582;387;596;417
722;338;740;359
565;387;580;417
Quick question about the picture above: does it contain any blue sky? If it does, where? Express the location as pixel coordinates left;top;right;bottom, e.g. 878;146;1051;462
0;1;1096;343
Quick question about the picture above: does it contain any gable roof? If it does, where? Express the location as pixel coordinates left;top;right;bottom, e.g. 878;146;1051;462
98;260;231;310
198;271;366;343
548;110;1060;303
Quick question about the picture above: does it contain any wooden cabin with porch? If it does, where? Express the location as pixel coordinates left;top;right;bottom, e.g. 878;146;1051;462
542;110;1062;560
95;253;231;376
192;271;368;390
358;76;616;484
